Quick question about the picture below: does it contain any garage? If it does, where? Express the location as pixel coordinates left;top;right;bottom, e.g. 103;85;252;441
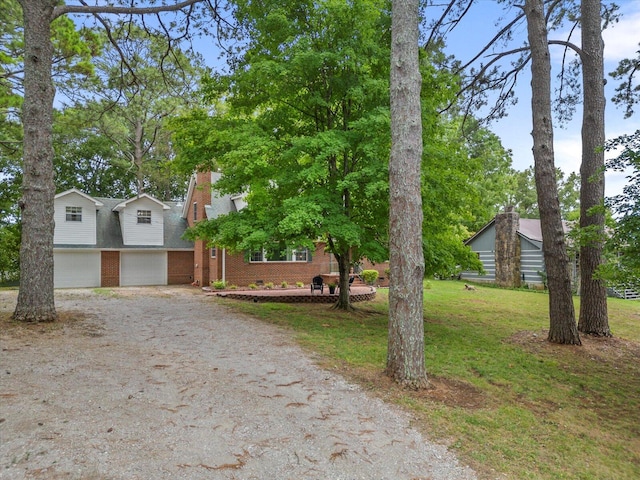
54;251;101;288
120;251;167;286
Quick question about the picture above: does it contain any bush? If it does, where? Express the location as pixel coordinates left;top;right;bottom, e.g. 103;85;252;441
296;281;304;288
248;283;258;290
281;281;288;288
362;269;379;285
264;282;274;289
211;280;226;290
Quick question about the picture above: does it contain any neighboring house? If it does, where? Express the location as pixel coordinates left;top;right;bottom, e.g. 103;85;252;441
54;189;194;288
184;171;389;287
461;207;575;288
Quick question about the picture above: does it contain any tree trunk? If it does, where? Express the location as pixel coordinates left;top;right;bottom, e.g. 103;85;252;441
333;249;352;310
13;0;58;322
578;0;610;336
525;0;580;345
386;0;428;388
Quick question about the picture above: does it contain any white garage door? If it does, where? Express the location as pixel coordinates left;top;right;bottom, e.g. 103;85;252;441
120;251;167;286
54;251;101;288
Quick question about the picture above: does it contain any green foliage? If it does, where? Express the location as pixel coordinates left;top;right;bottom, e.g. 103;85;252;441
296;281;304;288
280;281;288;288
54;27;203;200
361;269;379;285
174;0;394;269
601;130;640;291
211;280;226;290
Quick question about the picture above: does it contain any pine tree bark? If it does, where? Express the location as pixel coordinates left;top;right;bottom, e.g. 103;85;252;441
13;0;58;322
578;0;610;336
525;0;580;345
386;0;428;388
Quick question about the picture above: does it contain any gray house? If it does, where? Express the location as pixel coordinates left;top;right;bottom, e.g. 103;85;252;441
461;208;574;288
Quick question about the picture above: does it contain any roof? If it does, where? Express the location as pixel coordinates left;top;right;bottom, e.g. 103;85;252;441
55;188;104;207
112;193;170;212
465;216;571;245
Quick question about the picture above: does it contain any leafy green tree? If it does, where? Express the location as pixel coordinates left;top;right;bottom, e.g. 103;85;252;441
600;130;640;292
176;0;392;310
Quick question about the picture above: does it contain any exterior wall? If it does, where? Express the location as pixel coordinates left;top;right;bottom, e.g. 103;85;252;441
520;237;545;286
186;172;213;286
120;197;165;246
101;251;120;287
54;193;98;245
217;244;333;287
461;225;496;283
168;251;194;285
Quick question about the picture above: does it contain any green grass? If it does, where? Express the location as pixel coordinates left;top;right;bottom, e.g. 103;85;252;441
217;281;640;480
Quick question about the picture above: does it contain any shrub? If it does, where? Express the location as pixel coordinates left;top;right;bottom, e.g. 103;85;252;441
229;285;238;290
248;283;258;290
211;280;226;290
280;281;288;288
264;282;274;289
362;269;379;285
296;281;304;288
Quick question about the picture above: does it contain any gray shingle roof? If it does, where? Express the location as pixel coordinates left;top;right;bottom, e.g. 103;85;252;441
60;197;193;250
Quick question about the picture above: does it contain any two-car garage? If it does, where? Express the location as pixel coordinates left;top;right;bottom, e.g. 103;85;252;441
54;250;169;288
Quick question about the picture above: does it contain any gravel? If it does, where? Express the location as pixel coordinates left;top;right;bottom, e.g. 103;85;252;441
0;286;476;480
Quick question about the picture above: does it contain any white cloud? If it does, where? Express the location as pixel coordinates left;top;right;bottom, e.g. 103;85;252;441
603;6;640;62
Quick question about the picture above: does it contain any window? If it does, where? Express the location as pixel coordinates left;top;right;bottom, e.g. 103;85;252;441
65;206;82;222
211;247;216;258
249;246;309;262
193;202;198;221
137;210;152;224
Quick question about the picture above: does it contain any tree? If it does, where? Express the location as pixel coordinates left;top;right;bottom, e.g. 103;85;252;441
13;0;211;322
525;0;580;345
385;0;428;388
577;0;610;337
54;27;204;201
600;130;640;292
175;0;394;310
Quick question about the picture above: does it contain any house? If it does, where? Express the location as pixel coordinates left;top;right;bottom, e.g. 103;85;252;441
183;171;389;287
460;207;575;288
53;189;194;288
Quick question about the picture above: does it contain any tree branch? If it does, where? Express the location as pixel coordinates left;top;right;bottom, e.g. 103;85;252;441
52;0;204;21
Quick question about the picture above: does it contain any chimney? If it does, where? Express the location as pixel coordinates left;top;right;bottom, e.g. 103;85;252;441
494;206;521;288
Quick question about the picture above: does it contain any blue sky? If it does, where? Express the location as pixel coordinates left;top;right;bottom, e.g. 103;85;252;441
432;0;640;197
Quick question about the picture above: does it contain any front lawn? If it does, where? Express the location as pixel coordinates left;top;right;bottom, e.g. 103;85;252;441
217;280;640;480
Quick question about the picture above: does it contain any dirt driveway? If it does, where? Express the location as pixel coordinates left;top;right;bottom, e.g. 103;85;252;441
1;287;476;479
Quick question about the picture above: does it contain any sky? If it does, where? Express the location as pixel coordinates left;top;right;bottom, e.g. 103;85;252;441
433;0;640;197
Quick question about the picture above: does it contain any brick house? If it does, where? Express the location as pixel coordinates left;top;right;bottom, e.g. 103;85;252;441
53;189;194;288
183;171;389;287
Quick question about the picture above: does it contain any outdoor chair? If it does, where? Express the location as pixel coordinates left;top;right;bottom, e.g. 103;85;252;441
311;275;324;294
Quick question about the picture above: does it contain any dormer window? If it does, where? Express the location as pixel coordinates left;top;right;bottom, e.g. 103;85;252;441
65;206;82;222
137;210;152;224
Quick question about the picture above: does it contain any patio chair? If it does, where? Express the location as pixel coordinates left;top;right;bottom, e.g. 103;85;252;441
311;275;324;294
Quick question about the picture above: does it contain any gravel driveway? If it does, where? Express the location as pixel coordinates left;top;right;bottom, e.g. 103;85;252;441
0;286;476;479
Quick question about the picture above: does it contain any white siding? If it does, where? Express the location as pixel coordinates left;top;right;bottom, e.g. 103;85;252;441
120;197;165;246
54;193;98;245
120;251;167;286
54;251;101;288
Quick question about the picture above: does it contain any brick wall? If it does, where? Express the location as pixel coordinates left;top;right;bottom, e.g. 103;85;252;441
101;251;120;287
212;244;333;287
187;171;213;286
168;251;194;285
